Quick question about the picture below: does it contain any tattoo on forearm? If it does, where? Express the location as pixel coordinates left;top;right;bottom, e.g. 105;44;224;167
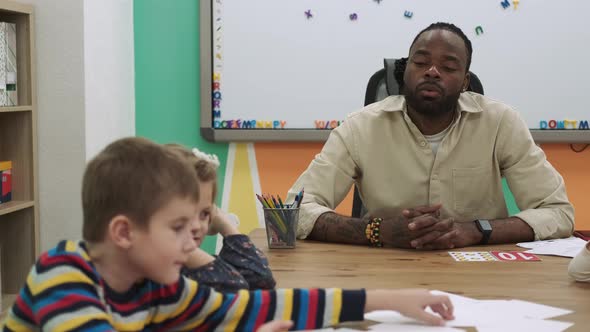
309;212;368;245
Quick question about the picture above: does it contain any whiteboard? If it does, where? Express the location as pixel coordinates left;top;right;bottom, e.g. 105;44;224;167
200;0;590;142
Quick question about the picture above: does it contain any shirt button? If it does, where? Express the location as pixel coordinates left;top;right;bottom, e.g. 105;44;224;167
420;141;427;147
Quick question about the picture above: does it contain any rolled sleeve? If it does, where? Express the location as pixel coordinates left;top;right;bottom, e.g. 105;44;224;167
287;121;359;239
499;110;574;240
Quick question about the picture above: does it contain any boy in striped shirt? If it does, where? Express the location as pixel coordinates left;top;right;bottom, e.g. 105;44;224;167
2;137;453;331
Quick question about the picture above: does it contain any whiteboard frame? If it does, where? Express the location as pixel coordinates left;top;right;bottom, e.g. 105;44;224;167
199;0;590;143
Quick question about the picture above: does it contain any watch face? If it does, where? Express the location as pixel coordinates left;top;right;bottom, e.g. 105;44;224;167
478;219;492;232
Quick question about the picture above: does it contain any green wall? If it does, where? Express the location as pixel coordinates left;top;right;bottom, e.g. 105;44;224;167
134;0;228;253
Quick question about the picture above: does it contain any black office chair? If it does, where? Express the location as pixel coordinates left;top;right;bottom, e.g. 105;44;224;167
351;58;484;218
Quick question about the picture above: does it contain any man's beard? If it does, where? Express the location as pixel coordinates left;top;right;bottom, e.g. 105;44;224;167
403;84;460;116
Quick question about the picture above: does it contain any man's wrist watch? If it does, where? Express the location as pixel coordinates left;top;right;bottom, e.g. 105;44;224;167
474;219;492;245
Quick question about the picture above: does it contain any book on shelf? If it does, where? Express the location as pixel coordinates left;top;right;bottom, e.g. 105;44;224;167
1;160;12;203
0;22;17;106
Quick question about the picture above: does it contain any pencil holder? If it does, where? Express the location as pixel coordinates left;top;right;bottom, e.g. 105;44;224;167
263;208;299;249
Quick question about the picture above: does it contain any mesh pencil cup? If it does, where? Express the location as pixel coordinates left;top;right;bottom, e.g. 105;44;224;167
263;208;299;248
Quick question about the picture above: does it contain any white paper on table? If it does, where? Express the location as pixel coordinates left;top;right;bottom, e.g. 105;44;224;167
369;322;464;332
366;291;574;331
427;291;573;328
475;319;574;332
517;237;587;258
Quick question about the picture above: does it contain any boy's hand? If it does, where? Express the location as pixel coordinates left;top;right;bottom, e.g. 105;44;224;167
256;320;293;332
365;289;454;326
208;206;240;237
185;248;215;269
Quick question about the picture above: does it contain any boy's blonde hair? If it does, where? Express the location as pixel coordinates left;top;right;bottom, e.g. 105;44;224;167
165;144;218;202
82;137;200;242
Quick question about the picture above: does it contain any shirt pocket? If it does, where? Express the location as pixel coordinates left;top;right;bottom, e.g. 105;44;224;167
452;166;492;214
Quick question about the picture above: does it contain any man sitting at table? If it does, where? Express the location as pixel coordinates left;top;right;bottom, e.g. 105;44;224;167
286;22;574;250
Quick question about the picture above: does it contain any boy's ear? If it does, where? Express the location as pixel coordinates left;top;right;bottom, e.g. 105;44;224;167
108;215;134;249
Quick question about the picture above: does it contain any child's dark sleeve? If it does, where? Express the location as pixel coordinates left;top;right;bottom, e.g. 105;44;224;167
182;258;250;292
217;234;277;290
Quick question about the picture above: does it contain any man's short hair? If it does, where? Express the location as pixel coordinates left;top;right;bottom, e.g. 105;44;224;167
82;137;200;242
410;22;473;72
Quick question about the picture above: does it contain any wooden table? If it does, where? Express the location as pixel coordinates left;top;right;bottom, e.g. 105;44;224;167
250;228;590;331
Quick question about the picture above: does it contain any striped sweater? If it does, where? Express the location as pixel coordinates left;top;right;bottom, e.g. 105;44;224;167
2;240;364;331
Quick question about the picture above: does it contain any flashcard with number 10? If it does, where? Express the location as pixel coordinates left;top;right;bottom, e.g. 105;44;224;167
491;251;541;261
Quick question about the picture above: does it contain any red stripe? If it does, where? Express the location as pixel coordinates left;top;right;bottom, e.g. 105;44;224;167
37;293;102;320
108;282;179;312
39;254;94;275
15;295;35;322
305;289;319;329
254;291;271;329
158;293;206;330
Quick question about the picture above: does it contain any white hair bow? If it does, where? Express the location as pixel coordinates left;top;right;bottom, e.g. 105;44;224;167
192;148;220;169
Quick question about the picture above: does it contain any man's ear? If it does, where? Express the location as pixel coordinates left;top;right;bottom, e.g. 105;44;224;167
108;215;134;249
462;72;471;92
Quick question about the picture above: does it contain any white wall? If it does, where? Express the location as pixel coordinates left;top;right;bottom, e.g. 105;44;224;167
84;0;135;160
15;0;135;251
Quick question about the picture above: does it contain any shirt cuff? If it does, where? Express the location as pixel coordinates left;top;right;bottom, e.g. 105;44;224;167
339;289;366;323
514;209;574;240
297;203;335;239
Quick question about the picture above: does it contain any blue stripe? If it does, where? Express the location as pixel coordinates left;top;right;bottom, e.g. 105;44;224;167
20;287;33;308
33;289;98;312
82;322;115;332
296;289;309;330
209;293;236;322
244;290;262;331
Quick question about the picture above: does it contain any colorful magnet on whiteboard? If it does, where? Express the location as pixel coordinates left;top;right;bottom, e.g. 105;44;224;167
404;11;413;18
349;13;358;21
500;0;510;9
304;10;313;19
513;0;520;9
475;26;484;35
374;0;383;4
215;53;222;60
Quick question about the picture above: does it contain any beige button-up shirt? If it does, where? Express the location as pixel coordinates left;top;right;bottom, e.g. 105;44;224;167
288;92;574;240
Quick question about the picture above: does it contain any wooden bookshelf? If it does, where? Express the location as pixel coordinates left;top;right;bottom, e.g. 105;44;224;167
0;0;37;308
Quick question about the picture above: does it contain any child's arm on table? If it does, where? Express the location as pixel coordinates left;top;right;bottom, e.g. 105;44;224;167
173;277;453;331
185;206;275;291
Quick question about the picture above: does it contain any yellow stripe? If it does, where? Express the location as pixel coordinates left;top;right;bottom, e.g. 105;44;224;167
65;241;77;252
111;319;149;331
63;241;91;261
3;314;23;330
228;143;259;235
330;289;343;325
53;312;110;332
152;279;198;323
182;289;224;329
27;271;94;296
282;289;294;321
222;290;250;331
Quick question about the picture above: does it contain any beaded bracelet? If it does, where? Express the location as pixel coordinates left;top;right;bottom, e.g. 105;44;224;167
365;217;383;247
